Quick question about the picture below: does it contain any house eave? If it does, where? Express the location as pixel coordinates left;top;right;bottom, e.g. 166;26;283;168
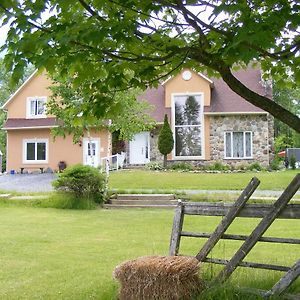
1;69;39;110
204;111;268;116
2;125;58;130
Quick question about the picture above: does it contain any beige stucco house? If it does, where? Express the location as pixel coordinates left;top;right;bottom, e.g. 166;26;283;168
2;71;110;173
2;67;273;173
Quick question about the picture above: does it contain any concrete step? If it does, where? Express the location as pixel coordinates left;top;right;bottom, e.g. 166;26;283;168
103;204;177;209
116;194;175;201
110;199;178;205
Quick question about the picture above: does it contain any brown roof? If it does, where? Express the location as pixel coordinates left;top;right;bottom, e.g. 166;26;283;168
140;67;270;122
208;68;269;113
138;85;170;123
3;118;60;130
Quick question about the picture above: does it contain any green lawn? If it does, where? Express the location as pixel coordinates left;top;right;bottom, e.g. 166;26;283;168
109;169;299;191
0;204;299;299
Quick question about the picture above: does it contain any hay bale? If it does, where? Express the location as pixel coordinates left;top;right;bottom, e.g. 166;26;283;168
113;255;204;300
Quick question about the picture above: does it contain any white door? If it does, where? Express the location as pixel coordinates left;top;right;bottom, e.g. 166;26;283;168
83;139;100;167
129;132;150;164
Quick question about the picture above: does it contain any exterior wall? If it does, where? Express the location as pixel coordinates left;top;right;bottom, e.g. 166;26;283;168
5;72;54;119
164;69;211;108
6;128;110;172
209;114;271;167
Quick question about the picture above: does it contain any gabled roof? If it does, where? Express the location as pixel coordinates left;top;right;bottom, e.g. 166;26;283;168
139;67;269;122
1;70;39;110
162;70;214;86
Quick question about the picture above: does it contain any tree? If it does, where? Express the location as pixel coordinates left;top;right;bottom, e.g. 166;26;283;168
273;82;300;150
48;75;156;142
0;58;34;170
1;1;300;132
158;114;174;167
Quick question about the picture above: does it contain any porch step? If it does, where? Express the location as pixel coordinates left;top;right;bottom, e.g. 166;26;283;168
105;194;177;209
103;204;177;209
110;199;178;205
116;194;176;201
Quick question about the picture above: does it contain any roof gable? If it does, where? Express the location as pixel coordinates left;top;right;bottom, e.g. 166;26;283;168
1;70;39;110
162;69;213;87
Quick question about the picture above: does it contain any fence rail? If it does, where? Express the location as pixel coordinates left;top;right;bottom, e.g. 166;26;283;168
169;174;300;299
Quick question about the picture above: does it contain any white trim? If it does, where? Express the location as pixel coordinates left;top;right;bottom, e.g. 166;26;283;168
1;70;39;109
82;138;101;167
171;92;205;160
23;138;49;164
26;96;47;119
204;111;267;116
2;125;58;130
162;70;213;86
224;131;253;159
129;132;150;164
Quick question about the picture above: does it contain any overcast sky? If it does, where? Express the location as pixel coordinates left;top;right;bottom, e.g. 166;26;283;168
0;24;9;57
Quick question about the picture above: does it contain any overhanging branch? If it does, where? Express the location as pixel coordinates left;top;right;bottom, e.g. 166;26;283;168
218;66;300;133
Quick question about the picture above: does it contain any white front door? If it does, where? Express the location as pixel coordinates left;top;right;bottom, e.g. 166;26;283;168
83;139;100;167
129;132;150;164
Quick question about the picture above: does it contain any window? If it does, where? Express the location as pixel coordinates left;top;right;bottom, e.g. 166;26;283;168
26;97;46;118
23;139;48;163
225;131;252;159
173;94;203;158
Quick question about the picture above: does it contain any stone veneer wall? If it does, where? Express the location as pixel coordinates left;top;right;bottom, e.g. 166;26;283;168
209;114;272;167
149;126;164;162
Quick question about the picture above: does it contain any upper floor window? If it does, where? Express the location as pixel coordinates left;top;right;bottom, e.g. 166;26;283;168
26;97;47;118
172;94;204;158
225;131;253;159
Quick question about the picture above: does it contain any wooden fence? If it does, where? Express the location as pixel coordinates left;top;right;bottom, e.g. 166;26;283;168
169;174;300;298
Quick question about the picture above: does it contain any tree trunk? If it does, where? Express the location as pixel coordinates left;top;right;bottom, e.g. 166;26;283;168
163;155;167;168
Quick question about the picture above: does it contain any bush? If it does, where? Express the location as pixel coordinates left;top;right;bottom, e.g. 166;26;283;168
290;155;297;169
52;164;106;204
270;157;282;170
248;162;262;171
146;162;164;171
208;161;230;171
169;162;194;171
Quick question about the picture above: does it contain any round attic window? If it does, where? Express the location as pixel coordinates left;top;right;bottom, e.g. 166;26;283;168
182;70;192;81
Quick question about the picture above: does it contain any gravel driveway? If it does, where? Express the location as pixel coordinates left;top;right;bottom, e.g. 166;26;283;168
0;173;56;193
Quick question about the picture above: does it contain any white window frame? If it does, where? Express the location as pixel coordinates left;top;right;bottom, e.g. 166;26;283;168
171;92;205;160
23;139;49;164
224;131;253;159
26;96;47;119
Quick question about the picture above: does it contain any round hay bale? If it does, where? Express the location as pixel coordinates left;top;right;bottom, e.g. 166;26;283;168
113;255;204;300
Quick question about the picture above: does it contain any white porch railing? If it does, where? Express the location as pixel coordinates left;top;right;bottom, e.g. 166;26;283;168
100;152;126;172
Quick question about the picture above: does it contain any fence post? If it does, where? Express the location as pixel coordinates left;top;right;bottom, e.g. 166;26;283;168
169;201;184;256
217;173;300;283
196;177;260;262
266;259;300;297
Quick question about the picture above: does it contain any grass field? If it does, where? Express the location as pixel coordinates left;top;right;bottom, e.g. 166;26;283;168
109;169;299;191
0;204;299;299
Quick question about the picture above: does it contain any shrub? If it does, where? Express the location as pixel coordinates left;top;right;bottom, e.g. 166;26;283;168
270;157;282;170
52;164;106;204
208;161;230;171
169;162;193;171
248;162;262;171
146;162;164;171
158;114;174;168
290;155;297;169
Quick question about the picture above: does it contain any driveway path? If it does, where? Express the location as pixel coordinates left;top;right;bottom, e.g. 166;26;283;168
0;173;56;193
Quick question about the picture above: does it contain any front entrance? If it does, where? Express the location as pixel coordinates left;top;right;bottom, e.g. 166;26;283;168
83;138;100;167
129;132;150;164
